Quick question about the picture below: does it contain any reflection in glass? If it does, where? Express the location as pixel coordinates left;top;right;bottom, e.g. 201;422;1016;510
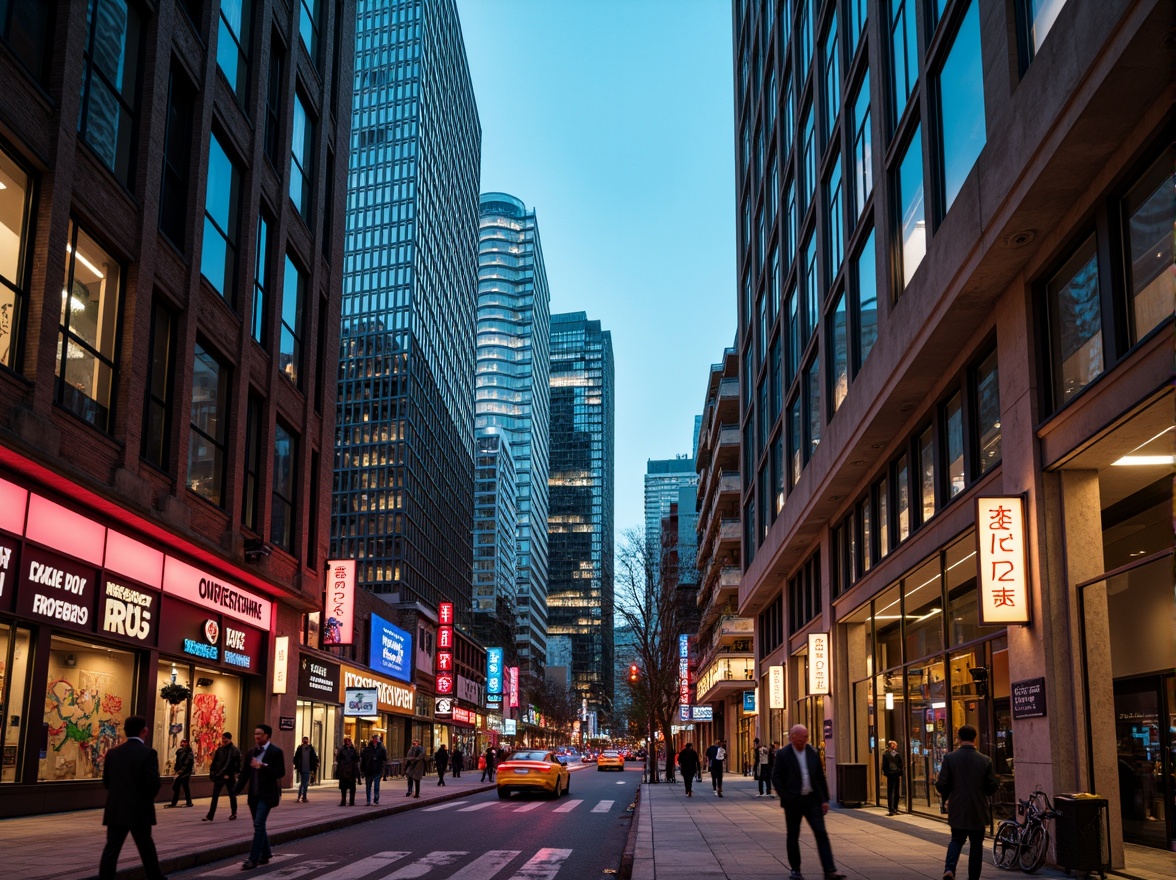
851;72;872;220
975;349;1001;472
806;356;821;459
78;0;142;184
280;255;305;386
0;146;30;369
919;426;935;522
271;422;296;551
217;0;251;101
1025;0;1068;56
896;454;910;543
904;557;944;660
201;134;240;300
1049;237;1104;405
831;290;848;413
937;1;985;213
188;343;229;506
1123;151;1174;344
889;0;918;120
898;127;926;287
855;229;877;367
0;626;31;783
945;393;964;499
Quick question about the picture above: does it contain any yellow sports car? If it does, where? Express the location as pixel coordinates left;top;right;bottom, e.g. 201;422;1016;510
596;749;625;771
496;750;572;798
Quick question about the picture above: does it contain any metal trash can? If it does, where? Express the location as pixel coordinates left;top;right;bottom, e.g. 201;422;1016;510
1054;793;1110;879
835;763;868;807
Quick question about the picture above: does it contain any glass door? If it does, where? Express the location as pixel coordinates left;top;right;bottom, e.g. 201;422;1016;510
907;659;947;815
1114;675;1167;848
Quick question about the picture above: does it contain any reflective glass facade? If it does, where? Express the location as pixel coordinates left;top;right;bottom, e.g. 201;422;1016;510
644;457;698;571
472;432;517;619
333;0;481;623
548;312;615;722
476;193;552;672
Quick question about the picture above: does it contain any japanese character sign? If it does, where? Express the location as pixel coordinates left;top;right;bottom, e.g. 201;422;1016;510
976;496;1031;625
808;632;830;695
322;560;355;645
486;646;503;696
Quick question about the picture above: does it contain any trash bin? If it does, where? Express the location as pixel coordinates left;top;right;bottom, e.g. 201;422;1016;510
835;763;868;806
1054;793;1110;878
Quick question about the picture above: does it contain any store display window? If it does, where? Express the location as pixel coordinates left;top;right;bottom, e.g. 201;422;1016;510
0;624;31;782
41;635;136;781
155;659;240;775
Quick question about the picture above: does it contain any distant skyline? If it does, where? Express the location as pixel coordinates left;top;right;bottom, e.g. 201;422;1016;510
457;0;736;543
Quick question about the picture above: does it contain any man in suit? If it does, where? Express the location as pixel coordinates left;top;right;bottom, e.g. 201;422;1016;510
99;715;166;880
772;724;845;880
935;724;998;880
882;740;904;815
235;723;286;870
205;732;242;821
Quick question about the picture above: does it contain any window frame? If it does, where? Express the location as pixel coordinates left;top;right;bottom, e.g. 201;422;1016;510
141;298;176;472
0;140;33;374
77;0;144;187
187;339;231;508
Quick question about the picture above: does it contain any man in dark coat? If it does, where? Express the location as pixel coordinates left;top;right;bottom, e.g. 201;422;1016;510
772;724;846;880
935;724;999;880
664;745;676;783
361;734;387;804
293;736;318;803
451;746;463;778
882;740;904;815
235;723;286;870
705;739;726;796
434;743;449;785
99;716;166;880
677;743;701;797
205;732;242;820
336;737;360;806
165;738;195;807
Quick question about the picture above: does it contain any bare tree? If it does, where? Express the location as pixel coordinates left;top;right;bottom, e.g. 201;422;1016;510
525;673;578;741
614;526;690;783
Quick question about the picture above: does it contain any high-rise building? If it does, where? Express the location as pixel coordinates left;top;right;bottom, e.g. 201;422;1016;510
644;457;698;566
0;0;355;815
333;0;481;630
547;312;615;725
475;193;552;672
472;431;518;619
731;0;1171;861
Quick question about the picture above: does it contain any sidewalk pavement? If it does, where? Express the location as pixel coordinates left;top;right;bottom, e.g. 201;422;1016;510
0;773;497;880
631;773;1176;880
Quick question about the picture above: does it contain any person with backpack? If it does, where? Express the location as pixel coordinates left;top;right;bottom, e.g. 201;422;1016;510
755;737;772;796
705;738;726;796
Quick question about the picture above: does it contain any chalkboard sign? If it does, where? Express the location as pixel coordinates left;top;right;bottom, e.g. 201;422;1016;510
1011;677;1046;719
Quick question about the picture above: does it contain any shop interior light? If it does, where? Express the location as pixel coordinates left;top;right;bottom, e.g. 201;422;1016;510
885;692;895;710
1111;455;1174;466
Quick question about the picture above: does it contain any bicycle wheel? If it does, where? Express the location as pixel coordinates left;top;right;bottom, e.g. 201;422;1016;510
1018;824;1048;873
992;822;1020;870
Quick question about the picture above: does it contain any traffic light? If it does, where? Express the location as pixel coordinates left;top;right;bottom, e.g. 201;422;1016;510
629;663;639;684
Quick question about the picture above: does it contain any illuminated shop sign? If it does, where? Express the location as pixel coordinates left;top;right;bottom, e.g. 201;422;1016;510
456;674;481;705
508;666;519;708
342;668;415;715
273;636;289;694
298;655;341;700
435;696;453;718
18;547;98;633
486;647;503;697
162;556;271;628
369;613;412;682
322;559;355;646
436;601;454;695
0;533;20;613
679;634;691;714
976;496;1031;625
451;705;476;726
504;719;517;735
769;665;785;709
743;690;757;713
808;633;830;696
99;576;159;646
344;687;377;717
691;705;713;721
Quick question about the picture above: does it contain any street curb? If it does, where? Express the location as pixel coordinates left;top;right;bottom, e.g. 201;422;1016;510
68;784;497;880
616;785;640;880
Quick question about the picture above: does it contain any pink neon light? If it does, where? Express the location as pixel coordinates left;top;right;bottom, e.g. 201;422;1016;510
0;478;28;535
105;529;165;588
27;494;105;565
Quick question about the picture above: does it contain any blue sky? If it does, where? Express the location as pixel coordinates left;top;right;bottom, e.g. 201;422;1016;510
456;0;737;541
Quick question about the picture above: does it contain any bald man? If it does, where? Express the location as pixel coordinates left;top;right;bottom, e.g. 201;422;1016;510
771;724;845;880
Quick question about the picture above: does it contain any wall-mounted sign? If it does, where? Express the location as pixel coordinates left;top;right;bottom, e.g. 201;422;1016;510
342;667;415;715
322;559;356;645
98;576;159;646
451;705;475;726
743;690;757;713
221;622;263;673
823;719;833;741
1011;677;1047;719
691;705;713;722
504;718;517;735
278;716;295;731
158;597;220;662
486;647;503;696
678;634;691;713
370;613;412;682
769;665;785;709
679;705;691;721
343;687;377;717
162;557;271;628
456;674;481;706
808;632;830;696
273;636;289;694
0;533;20;613
976;496;1031;625
435;696;453;718
508;666;519;708
436;601;454;694
298;655;341;701
18;546;98;633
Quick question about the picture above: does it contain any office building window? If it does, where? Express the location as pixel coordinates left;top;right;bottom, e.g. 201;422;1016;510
1018;0;1069;63
851;71;872;221
896;125;926;288
918;425;935;524
159;65;195;249
788;395;801;488
896;453;910;542
785;175;797;261
252;212;271;345
243;394;262;531
298;0;320;66
57;221;121;431
974;349;1001;473
1;0;53;83
188;342;229;506
805;356;821;459
803;232;818;341
142;301;175;471
853;228;878;369
280;254;306;387
877;474;890;557
798;0;813;79
201;133;241;301
827;155;845;276
772;433;784;518
78;0;142;186
1122;152;1174;344
936;1;985;216
264;40;284;165
770;334;782;422
860;495;873;572
847;0;867;58
744;495;757;567
829;290;848;414
788;551;820;634
1046;235;1102;405
217;0;251;102
290;91;314;219
800;103;816;212
0;145;31;371
786;284;799;383
943;392;964;499
889;0;918;124
823;12;840;142
271;422;296;553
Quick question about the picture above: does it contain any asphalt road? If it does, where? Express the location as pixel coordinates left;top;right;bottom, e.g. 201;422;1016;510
176;763;638;880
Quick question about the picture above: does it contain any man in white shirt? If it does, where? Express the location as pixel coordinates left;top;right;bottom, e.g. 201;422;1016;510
771;724;845;880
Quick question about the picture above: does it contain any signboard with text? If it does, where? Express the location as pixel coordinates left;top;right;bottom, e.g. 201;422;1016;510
369;613;412;682
344;686;377;717
486;647;503;698
808;632;830;695
322;559;356;646
18;546;98;634
508;666;519;708
976;496;1031;625
1012;677;1047;719
436;601;454;695
98;575;160;647
769;665;785;709
162;557;270;628
743;689;757;713
691;705;713;722
0;533;20;613
298;655;341;701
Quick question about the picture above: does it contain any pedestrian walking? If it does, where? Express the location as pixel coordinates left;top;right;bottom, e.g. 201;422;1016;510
404;738;425;797
479;748;495;782
98;716;166;880
772;724;846;880
935;724;999;880
293;736;318;803
677;743;700;797
164;738;195;808
234;723;286;871
766;742;778;795
204;732;242;821
755;737;773;796
361;734;387;804
665;746;676;783
451;746;463;778
705;739;726;796
882;740;904;815
335;737;360;806
434;743;449;785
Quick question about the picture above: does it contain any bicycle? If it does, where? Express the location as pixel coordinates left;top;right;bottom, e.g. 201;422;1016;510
992;789;1061;873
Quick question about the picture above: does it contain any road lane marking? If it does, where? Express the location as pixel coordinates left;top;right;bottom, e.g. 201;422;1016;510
552;799;582;813
456;801;505;811
615;781;627;785
266;860;338;880
197;854;302;876
447;851;522;880
506;849;572;880
422;801;467;811
312;852;413;880
513;801;544;812
385;851;468;879
591;800;614;813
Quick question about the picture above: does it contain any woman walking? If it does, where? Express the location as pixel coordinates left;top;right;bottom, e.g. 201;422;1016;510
335;737;360;806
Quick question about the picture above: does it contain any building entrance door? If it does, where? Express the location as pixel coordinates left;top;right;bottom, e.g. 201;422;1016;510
1114;674;1174;849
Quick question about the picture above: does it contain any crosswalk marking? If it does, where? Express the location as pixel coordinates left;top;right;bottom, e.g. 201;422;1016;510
507;848;572;880
551;799;581;813
266;860;338;880
591;800;614;813
456;801;504;812
446;851;522;880
423;801;468;811
197;853;301;876
386;851;468;880
310;851;413;880
512;801;544;812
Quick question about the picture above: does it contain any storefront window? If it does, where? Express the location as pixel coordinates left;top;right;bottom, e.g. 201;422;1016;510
296;700;337;782
904;557;944;661
875;583;902;671
0;625;31;782
154;659;240;775
907;658;948;812
42;636;136;781
946;530;1000;647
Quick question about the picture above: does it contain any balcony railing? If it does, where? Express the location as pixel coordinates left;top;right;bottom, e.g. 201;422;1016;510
696;654;756;700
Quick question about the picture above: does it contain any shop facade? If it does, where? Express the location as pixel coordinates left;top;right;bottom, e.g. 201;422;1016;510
340;663;415;771
295;654;342;783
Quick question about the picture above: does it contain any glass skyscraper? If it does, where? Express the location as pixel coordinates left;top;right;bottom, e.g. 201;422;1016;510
475;193;552;673
333;0;481;624
547;312;615;724
643;457;698;569
472;432;518;617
